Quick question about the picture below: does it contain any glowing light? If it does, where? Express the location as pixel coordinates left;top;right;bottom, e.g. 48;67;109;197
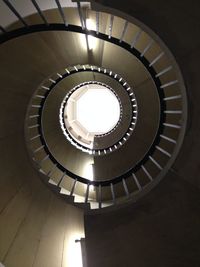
62;82;122;153
86;18;97;50
66;234;84;267
83;162;94;190
86;18;95;31
76;87;120;134
83;163;93;180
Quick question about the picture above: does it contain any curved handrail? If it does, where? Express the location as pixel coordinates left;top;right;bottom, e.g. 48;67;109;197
0;3;186;209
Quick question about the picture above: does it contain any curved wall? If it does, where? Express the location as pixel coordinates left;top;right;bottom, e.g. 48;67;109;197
85;0;200;266
0;24;85;267
0;0;199;266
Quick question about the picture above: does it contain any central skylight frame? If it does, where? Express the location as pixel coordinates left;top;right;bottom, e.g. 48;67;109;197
58;69;137;156
61;82;122;150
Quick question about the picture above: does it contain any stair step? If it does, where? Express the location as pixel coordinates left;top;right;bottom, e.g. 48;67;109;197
74;202;90;210
59;192;75;203
47;182;61;193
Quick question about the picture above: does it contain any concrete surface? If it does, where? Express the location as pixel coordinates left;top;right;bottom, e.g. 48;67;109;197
84;1;200;267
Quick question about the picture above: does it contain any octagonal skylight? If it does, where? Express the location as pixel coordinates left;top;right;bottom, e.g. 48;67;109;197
76;85;120;134
62;82;121;149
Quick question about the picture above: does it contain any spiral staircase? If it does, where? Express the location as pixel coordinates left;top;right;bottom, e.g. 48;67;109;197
0;0;187;212
1;0;199;267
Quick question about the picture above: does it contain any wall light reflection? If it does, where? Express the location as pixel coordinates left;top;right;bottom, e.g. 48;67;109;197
67;233;84;267
84;162;94;190
80;18;97;51
86;18;97;50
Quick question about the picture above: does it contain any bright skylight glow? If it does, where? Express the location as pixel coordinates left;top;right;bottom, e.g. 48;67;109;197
62;82;121;151
76;86;120;134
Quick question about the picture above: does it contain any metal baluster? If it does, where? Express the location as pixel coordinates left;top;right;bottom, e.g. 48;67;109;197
31;0;48;25
98;184;102;209
70;179;77;196
119;20;128;42
108;15;114;39
85;184;90;203
3;0;28;27
55;0;68;26
122;178;129;196
96;11;99;34
57;172;65;186
110;183;116;204
77;0;85;29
